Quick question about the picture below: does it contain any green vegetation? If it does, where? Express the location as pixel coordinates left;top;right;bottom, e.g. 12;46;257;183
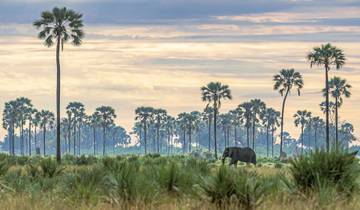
0;151;358;209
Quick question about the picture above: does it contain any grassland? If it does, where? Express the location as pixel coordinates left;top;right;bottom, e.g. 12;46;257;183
0;151;358;210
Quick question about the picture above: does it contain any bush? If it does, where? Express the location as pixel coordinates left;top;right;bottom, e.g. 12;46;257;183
39;158;64;178
289;150;360;196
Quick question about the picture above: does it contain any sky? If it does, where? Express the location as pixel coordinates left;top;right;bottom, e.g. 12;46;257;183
0;0;360;143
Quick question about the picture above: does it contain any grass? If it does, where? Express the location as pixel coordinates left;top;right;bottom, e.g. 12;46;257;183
0;150;358;210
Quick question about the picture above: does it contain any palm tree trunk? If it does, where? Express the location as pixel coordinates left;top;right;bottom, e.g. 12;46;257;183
156;125;160;153
103;126;106;156
188;127;192;153
21;123;24;156
93;126;96;156
183;129;186;154
280;89;289;156
252;120;255;151
56;36;61;163
28;123;32;156
11;123;15;155
208;118;211;152
34;126;37;154
335;97;339;150
325;65;330;152
301;126;304;155
234;126;237;147
266;125;269;157
68;117;71;154
271;128;274;157
246;126;250;147
144;122;147;154
78;125;81;155
314;127;317;150
213;107;218;159
43;126;46;156
73;126;76;156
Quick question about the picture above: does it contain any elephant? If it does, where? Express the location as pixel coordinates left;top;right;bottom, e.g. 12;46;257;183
222;147;256;166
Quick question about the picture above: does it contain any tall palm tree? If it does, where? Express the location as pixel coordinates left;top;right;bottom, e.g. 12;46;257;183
308;43;345;152
319;101;336;123
294;110;312;154
135;107;154;154
269;110;280;157
202;106;214;152
327;77;351;149
38;110;55;156
201;82;232;159
239;102;252;147
34;7;84;162
95;106;116;156
27;108;37;156
249;99;266;151
340;122;356;149
273;69;303;156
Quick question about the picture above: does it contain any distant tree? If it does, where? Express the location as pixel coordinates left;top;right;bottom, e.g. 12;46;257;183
2;100;19;155
27;108;37;156
340;122;356;149
311;116;325;150
229;108;243;147
239;102;252;147
135;107;154;154
95;106;116;156
177;112;188;153
219;113;232;149
38;110;55;156
34;7;84;162
294;110;312;154
89;112;101;155
66;102;86;156
320;101;336;123
261;108;280;157
164;115;176;154
153;108;167;153
250;99;266;151
327;76;351;149
308;43;345;152
202;106;214;152
201;82;232;158
15;97;33;155
273;69;303;156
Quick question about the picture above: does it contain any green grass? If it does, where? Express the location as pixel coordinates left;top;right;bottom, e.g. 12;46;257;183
0;151;358;210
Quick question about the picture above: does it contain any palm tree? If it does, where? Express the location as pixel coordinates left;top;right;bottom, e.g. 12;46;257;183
177;113;188;153
219;113;231;149
153;108;167;153
66;102;85;156
340;122;356;149
201;82;232;159
34;7;84;162
164;115;175;154
320;101;336;123
311;116;324;150
249;99;266;151
27;108;37;156
89;112;101;155
38;110;55;156
262;108;280;157
2;100;18;155
294;110;312;154
186;111;201;153
269;110;280;157
15;97;33;156
202;106;214;152
135;107;154;154
239;102;252;147
327;77;351;149
273;69;303;156
308;43;345;152
95;106;116;156
229;108;242;147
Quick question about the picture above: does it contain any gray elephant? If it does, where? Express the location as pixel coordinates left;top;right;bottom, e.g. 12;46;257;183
222;147;256;166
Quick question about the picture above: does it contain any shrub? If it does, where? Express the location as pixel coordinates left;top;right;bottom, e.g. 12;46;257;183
0;160;10;176
39;158;64;178
289;150;360;196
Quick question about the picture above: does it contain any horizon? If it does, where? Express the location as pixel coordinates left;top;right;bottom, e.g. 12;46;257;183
1;0;360;144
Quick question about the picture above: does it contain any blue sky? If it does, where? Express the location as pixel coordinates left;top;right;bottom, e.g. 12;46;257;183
0;0;360;142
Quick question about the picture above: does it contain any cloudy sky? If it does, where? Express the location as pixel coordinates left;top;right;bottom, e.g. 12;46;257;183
0;0;360;142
